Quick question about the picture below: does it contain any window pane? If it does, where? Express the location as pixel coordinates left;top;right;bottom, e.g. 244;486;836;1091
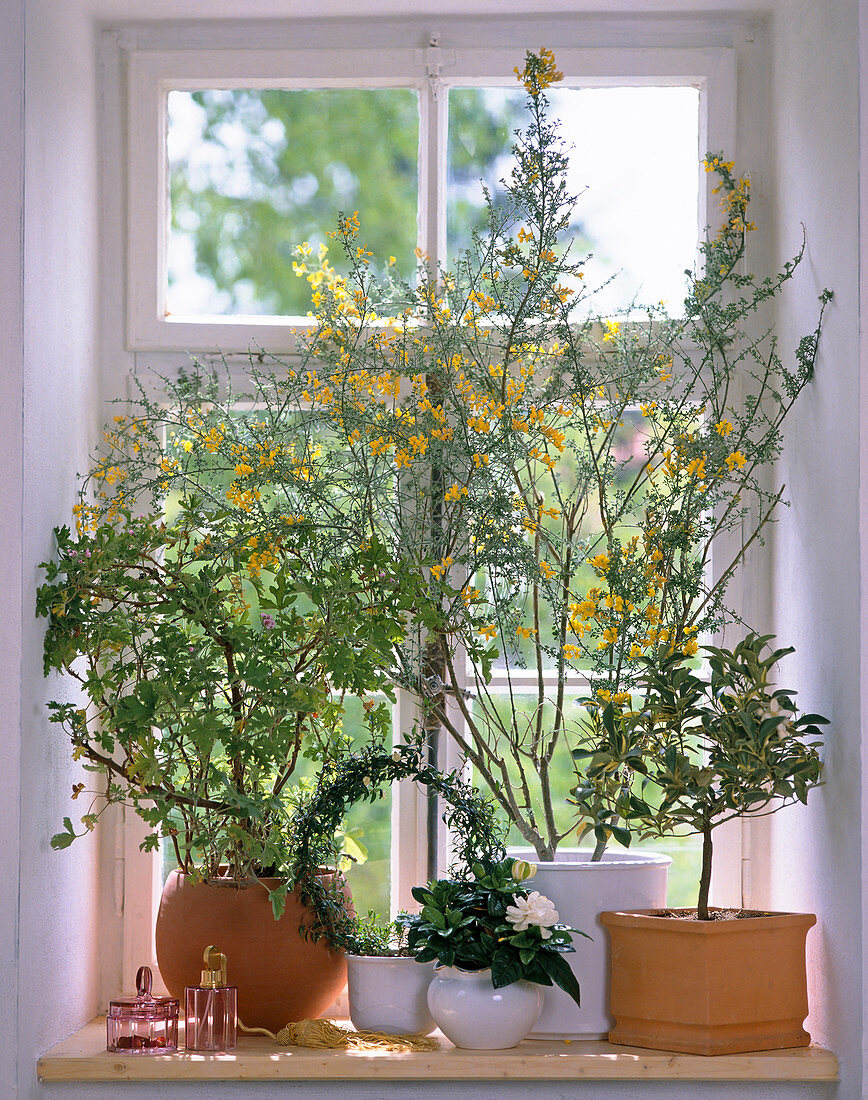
469;407;655;676
336;697;392;919
448;86;700;315
167;89;419;318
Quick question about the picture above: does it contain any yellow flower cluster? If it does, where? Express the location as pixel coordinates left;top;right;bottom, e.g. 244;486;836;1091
704;155;757;238
72;502;100;536
514;47;564;96
430;556;454;581
595;689;631;707
245;535;281;578
227;574;251;616
225;483;262;512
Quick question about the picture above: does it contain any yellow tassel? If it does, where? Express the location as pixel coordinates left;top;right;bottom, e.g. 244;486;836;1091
273;1018;439;1051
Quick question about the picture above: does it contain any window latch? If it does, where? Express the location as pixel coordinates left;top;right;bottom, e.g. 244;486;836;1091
422;36;455;100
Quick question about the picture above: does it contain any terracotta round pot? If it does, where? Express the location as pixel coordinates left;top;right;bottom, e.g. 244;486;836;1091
155;870;348;1033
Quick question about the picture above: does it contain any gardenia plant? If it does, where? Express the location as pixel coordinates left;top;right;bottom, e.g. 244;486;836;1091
399;858;585;1004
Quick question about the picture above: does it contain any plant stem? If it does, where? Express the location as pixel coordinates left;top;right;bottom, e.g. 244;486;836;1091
698;824;713;920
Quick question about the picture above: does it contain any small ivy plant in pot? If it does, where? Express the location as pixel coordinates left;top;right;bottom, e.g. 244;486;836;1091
593;633;829;1054
399;858;588;1049
341;913;437;1036
343;912;412;958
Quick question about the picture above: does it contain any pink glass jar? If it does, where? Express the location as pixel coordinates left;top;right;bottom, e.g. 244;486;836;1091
106;965;179;1053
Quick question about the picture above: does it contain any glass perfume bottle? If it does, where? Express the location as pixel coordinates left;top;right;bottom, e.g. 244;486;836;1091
106;965;179;1053
184;945;237;1052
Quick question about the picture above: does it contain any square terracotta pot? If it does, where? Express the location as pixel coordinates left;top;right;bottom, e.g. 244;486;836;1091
600;908;816;1055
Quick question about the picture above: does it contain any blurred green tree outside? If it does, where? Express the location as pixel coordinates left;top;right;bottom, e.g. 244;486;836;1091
168;87;525;316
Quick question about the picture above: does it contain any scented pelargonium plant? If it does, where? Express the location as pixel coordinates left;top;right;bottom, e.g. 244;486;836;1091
37;373;422;914
398;858;586;1004
218;49;830;860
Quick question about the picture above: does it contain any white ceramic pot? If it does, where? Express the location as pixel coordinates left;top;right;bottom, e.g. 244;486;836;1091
509;848;671;1039
346;955;436;1035
426;966;542;1049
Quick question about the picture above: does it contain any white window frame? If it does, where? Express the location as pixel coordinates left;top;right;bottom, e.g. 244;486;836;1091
124;43;735;355
111;28;742;986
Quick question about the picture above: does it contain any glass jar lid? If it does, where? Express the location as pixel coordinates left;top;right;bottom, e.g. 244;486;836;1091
108;965;179;1020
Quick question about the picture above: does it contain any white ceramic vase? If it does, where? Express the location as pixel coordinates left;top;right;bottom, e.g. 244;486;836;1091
510;848;671;1039
346;955;436;1035
426;966;542;1049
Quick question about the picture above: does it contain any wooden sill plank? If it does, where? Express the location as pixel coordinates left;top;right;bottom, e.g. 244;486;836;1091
38;1018;839;1083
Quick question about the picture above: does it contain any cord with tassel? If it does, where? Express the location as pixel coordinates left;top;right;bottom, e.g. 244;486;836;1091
238;1017;439;1052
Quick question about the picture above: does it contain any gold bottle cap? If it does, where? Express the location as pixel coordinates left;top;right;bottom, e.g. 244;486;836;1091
200;945;227;988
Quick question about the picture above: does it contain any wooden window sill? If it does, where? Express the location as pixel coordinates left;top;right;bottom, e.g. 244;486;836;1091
38;1018;838;1084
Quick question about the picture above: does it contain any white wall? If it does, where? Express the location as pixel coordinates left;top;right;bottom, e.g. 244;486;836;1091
14;1;123;1093
0;0;25;1094
760;2;862;1075
3;1;863;1097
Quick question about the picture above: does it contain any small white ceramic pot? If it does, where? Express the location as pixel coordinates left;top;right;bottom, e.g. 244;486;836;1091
346;955;436;1035
426;966;542;1049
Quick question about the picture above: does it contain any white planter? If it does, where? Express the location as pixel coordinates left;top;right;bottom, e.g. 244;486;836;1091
346;955;436;1035
510;848;671;1039
427;966;542;1049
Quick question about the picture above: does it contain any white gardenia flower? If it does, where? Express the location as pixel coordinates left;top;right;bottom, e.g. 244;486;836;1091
505;891;559;939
